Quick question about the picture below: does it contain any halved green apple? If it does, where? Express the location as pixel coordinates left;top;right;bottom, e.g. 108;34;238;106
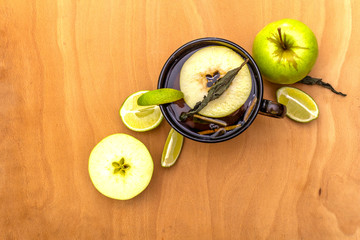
88;133;153;200
180;46;252;118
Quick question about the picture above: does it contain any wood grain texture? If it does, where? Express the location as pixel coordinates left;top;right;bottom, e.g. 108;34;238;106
1;0;360;239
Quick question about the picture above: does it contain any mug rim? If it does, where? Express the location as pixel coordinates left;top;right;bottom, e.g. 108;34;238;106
157;37;264;143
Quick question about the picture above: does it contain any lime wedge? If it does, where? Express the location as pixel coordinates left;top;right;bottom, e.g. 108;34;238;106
120;91;163;131
137;88;184;106
276;87;319;123
161;128;184;167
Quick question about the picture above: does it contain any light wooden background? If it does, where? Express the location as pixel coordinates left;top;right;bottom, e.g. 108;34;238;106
1;0;359;239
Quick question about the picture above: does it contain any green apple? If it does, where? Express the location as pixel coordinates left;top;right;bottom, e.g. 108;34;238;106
252;19;318;84
88;133;153;200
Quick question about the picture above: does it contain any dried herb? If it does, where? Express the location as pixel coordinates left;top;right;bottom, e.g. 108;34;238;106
198;124;242;135
180;58;249;121
298;76;347;96
193;114;227;127
243;95;257;123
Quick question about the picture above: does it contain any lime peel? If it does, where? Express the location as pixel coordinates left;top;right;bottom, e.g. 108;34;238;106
137;88;184;106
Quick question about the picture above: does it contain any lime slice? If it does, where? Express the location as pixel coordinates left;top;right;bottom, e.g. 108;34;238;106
161;128;184;167
120;91;163;131
276;87;319;123
137;88;184;106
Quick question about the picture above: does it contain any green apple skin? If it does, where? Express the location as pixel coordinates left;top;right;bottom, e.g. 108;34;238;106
252;19;318;84
88;133;153;200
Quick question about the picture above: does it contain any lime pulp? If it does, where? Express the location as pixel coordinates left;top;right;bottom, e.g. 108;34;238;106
161;128;184;167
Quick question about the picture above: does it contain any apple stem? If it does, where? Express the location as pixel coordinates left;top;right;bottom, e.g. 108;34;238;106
277;27;287;50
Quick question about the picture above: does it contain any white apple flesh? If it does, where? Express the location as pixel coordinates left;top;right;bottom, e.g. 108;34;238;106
252;19;318;84
88;134;153;200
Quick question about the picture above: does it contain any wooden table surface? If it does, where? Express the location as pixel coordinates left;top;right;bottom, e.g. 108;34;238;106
1;0;360;239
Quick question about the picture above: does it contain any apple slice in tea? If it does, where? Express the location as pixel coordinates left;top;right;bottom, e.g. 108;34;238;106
88;133;153;200
180;46;252;118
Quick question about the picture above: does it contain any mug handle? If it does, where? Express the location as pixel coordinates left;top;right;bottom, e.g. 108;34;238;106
258;99;286;118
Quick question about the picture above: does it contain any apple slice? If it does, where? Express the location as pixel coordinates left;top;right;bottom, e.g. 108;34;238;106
88;133;153;200
179;46;252;118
